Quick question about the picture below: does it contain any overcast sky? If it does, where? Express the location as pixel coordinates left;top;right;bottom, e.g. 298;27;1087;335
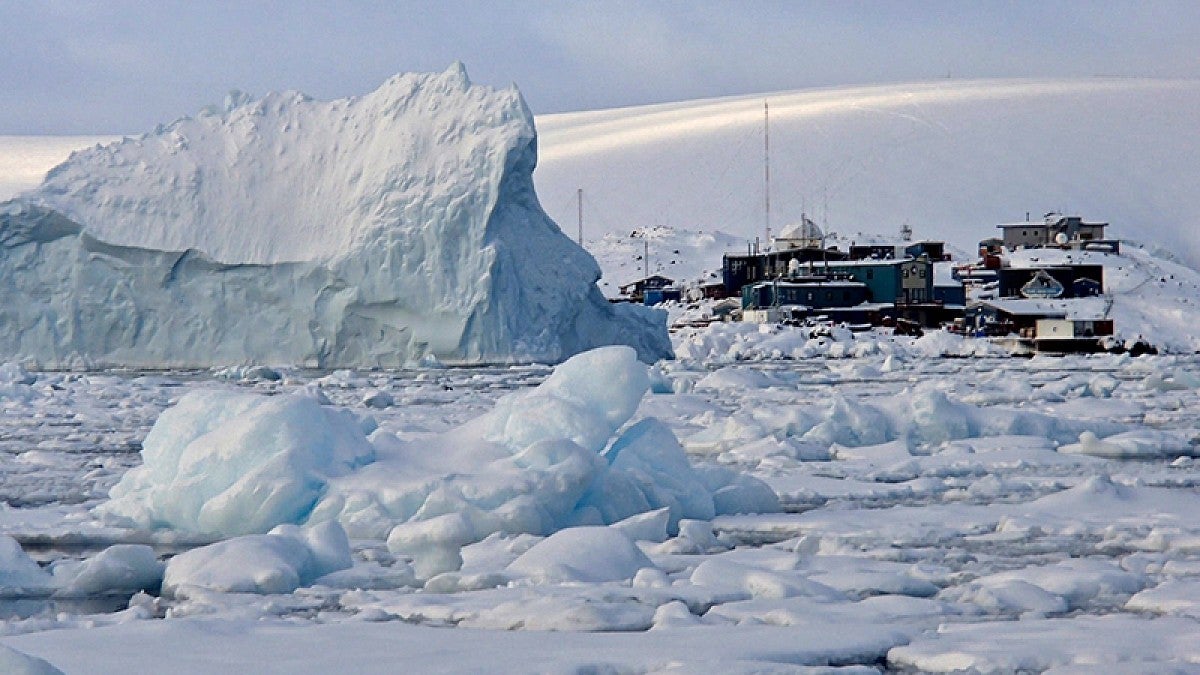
2;0;1198;134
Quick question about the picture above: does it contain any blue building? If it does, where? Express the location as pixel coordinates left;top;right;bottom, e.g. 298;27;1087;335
741;279;869;310
817;258;934;305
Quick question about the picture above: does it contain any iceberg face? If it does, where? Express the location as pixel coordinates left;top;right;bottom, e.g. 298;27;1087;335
0;65;671;367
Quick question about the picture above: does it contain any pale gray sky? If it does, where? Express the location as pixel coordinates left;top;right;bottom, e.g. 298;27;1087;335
2;0;1198;134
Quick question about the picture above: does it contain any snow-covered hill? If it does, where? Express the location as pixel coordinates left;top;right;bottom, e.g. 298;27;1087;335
586;226;743;296
533;78;1200;273
0;66;671;368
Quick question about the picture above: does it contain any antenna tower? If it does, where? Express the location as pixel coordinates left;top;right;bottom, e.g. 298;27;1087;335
764;100;771;249
576;188;583;246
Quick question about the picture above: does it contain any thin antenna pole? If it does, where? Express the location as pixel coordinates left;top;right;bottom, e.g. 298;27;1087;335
764;100;771;249
822;185;829;231
644;238;649;278
576;188;583;246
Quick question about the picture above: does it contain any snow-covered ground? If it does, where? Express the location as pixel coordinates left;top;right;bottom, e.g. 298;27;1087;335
3;346;1200;672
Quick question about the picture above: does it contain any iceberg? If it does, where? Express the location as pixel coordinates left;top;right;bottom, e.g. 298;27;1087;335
0;64;670;367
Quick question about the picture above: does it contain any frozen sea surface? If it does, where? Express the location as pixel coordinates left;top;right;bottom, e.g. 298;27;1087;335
3;350;1200;672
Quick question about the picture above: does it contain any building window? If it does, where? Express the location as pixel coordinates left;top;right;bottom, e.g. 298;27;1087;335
867;270;874;280
919;268;926;278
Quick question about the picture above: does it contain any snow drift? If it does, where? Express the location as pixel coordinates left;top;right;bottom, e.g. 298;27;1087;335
0;64;670;367
97;347;778;576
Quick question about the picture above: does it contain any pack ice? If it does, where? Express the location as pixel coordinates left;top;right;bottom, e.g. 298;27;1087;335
97;347;779;577
0;64;670;367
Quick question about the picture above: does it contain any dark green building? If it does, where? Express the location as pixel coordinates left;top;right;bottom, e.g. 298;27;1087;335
741;279;869;310
818;258;934;304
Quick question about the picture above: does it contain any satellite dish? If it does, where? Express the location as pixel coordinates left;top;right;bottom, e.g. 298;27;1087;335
1055;232;1069;245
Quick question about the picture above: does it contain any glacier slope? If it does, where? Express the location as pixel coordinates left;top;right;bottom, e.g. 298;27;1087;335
0;66;670;367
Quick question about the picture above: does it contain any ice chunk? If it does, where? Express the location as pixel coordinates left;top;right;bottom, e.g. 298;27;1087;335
506;527;654;583
0;535;54;594
387;513;478;580
297;520;354;579
650;600;705;629
610;508;670;543
1058;429;1194;459
582;418;716;529
960;559;1146;612
1126;580;1200;618
0;361;36;402
695;466;781;516
361;389;394;409
161;521;351;596
689;558;843;601
695;367;785;391
472;346;649;454
950;579;1069;616
213;365;282;381
50;545;164;597
0;362;35;385
98;390;376;536
0;66;670;367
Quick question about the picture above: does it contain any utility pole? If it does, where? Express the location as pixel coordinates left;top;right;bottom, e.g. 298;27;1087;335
764;100;771;249
644;237;649;279
576;188;583;247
